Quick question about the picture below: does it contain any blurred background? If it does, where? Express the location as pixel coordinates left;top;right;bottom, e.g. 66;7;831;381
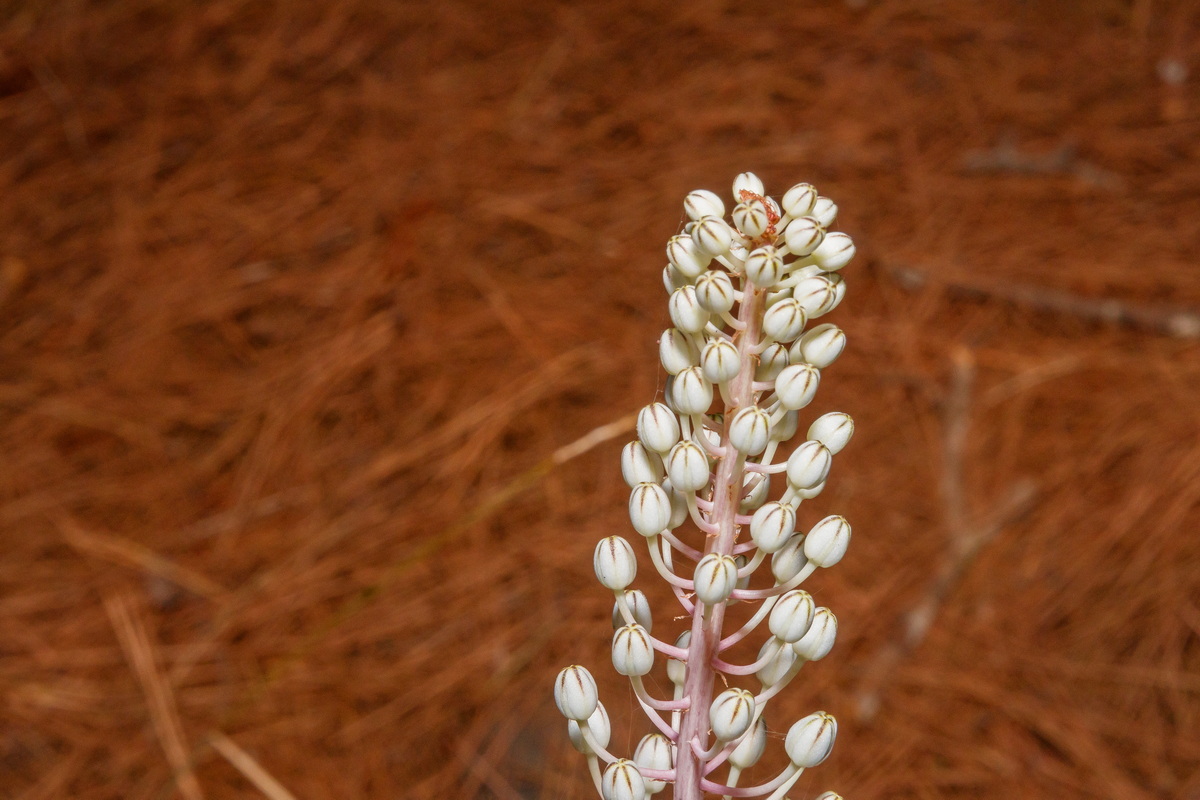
2;1;1199;798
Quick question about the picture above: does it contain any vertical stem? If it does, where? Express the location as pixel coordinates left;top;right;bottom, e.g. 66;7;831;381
673;282;767;800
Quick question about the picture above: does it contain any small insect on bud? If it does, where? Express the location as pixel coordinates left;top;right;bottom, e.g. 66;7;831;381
795;323;846;369
668;285;710;334
762;298;807;343
729;717;768;770
692;215;735;256
554;665;599;721
770;589;816;643
786;440;833;490
629;482;673;537
785;711;837;768
672;366;713;415
634;733;673;794
709;688;756;742
694;553;738;605
804;515;851;568
750;501;796;553
621;441;664;488
732;200;771;238
808;412;854;454
771;533;809;583
612;588;652;631
667;234;710;280
782;182;818;217
728;405;772;455
793;607;838;661
602;759;647;800
684;188;725;221
774;363;821;411
659;328;699;375
637;403;680;454
594;536;638;591
701;338;741;384
812;231;855;272
755;342;789;381
612;623;655;676
784;216;825;257
732;171;765;199
793;275;836;318
666;440;710;493
756;637;798;687
744;245;784;287
811;196;838;228
695;269;736;313
667;630;690;686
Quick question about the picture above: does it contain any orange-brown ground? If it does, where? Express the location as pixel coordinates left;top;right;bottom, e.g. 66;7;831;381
2;2;1199;798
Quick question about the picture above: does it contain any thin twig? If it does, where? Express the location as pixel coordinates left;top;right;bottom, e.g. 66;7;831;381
208;731;298;800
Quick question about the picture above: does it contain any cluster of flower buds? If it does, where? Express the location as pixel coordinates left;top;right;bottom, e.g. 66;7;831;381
556;173;856;800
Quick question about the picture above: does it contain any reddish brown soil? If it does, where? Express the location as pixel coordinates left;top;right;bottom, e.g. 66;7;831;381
2;2;1199;798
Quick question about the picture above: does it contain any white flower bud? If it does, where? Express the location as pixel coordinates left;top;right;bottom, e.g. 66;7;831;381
695;270;736;313
813;272;846;317
692;215;735;256
732;200;771;238
812;231;855;272
815;793;844;800
770;589;816;642
755;342;789;381
772;409;799;441
629;482;673;537
729;717;768;770
667;630;690;685
709;688;756;742
621;441;665;487
739;473;770;513
732;171;765;199
733;554;751;595
793;607;837;661
684;189;725;221
793;275;836;317
634;733;673;794
662;264;688;294
668;286;710;333
567;701;610;755
666;440;710;492
771;533;809;583
796;323;846;369
782;182;818;217
666;234;710;280
774;363;821;410
701;338;741;383
613;588;653;631
694;553;738;605
594;536;638;591
804;515;850;568
602;759;647;800
744;245;784;287
672;366;713;415
750;501;796;553
786;440;832;489
762;298;807;343
811;196;838;228
796;480;825;500
808;412;854;454
784;216;824;257
756;637;798;687
612;623;655;676
661;478;688;530
728;405;771;455
659;328;699;375
785;711;837;768
554;665;599;721
637;403;680;453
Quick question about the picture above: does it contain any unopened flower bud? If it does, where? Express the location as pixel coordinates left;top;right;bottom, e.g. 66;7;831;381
634;733;673;794
796;480;825;500
812;231;855;272
694;553;738;604
667;235;710;280
567;701;610;755
729;405;771;455
594;536;638;591
554;665;599;721
786;712;837;768
756;342;789;381
701;338;741;383
662;264;687;294
756;637;798;687
784;217;824;257
745;246;784;287
772;409;799;441
813;272;846;317
729;717;768;770
621;441;664;487
782;182;818;217
732;171;765;199
770;589;816;642
786;440;832;489
661;478;688;529
750;501;796;553
637;403;680;453
602;759;647;800
808;412;854;454
774;363;821;410
804;515;850;568
771;533;809;583
739;473;770;512
666;440;710;492
695;270;736;313
815;793;844;800
612;623;655;676
709;688;756;742
613;589;652;631
668;286;710;333
693;215;734;256
672;366;713;415
794;323;846;369
684;189;725;221
667;630;690;685
659;328;699;375
793;607;837;661
762;298;807;343
733;200;771;238
811;196;838;228
793;275;836;318
629;482;673;537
